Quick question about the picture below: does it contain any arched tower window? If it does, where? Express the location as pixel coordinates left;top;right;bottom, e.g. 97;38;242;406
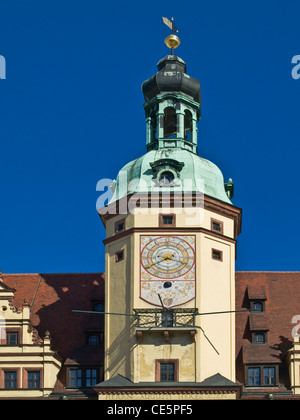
164;107;177;139
184;110;192;142
150;110;157;142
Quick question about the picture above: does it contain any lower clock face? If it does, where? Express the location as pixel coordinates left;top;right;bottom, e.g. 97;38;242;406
140;235;196;308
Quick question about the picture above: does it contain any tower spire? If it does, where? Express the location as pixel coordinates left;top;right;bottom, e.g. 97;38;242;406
162;17;180;54
141;24;201;155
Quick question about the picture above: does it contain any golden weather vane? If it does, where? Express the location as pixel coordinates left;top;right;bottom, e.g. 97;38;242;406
162;16;180;54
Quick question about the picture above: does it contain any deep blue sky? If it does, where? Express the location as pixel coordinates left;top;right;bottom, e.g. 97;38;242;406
0;0;299;274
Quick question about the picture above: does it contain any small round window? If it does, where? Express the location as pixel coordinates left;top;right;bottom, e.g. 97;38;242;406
159;171;175;184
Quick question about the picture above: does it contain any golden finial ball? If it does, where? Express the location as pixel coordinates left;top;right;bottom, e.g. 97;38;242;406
164;34;180;50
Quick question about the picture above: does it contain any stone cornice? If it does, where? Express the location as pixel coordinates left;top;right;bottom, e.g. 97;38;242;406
103;226;237;246
99;193;242;239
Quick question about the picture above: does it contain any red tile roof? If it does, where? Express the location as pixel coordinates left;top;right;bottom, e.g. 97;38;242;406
236;271;300;390
2;270;300;396
1;273;105;363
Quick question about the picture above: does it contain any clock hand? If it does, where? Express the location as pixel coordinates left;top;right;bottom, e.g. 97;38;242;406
164;255;188;264
144;253;174;269
144;254;188;269
144;256;165;269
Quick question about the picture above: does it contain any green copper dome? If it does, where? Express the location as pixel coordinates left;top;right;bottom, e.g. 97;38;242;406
109;149;232;205
105;54;234;208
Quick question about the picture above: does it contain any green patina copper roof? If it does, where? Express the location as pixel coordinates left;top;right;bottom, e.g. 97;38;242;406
109;148;232;205
104;54;234;208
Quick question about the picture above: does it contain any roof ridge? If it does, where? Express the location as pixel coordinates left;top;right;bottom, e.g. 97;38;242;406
236;271;300;273
3;272;104;276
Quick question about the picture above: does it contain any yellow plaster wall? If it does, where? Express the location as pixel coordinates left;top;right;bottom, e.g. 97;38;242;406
0;293;62;397
104;205;236;384
105;207;234;239
137;334;195;382
104;234;135;381
196;234;235;382
287;337;300;394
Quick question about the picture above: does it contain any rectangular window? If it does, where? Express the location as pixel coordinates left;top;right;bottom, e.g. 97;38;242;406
28;371;40;389
160;363;175;381
163;216;173;225
212;249;223;261
93;302;104;312
115;250;124;262
211;218;223;234
86;369;98;387
264;367;276;385
248;367;261;386
68;367;98;388
159;214;176;227
247;366;277;387
5;371;17;389
251;301;264;313
6;332;18;345
115;219;125;234
70;368;82;388
253;332;266;344
155;359;179;382
87;334;100;346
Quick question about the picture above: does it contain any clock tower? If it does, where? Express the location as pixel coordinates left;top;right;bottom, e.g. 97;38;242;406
97;31;242;400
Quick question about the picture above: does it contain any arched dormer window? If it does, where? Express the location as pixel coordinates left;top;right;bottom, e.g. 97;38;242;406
164;107;177;139
184;110;192;142
159;171;175;184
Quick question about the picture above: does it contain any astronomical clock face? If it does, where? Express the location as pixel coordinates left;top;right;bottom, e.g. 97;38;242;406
140;235;196;308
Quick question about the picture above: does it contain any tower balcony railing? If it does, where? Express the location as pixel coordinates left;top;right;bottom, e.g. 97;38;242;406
134;308;198;329
134;308;198;343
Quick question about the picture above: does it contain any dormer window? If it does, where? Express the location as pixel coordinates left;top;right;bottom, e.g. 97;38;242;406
87;335;100;346
253;332;266;344
247;287;267;312
86;331;103;346
159;171;175;184
150;158;184;187
93;302;104;312
246;366;277;387
68;367;99;388
251;301;264;313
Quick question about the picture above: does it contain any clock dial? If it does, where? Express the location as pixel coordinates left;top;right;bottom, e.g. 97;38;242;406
142;236;194;278
140;235;196;308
